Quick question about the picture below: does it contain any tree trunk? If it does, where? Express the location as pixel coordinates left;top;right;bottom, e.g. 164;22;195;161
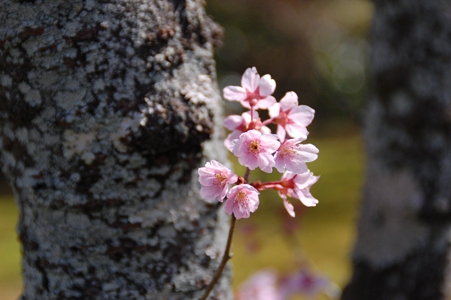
0;0;230;299
343;0;451;299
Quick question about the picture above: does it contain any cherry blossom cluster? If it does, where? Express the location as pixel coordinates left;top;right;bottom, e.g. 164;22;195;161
198;67;319;219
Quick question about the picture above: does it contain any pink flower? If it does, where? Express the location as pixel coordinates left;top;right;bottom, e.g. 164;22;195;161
278;171;319;217
225;184;259;219
235;270;283;300
223;111;271;151
280;268;330;299
232;130;280;173
268;91;315;141
223;67;277;109
198;160;238;202
274;138;319;173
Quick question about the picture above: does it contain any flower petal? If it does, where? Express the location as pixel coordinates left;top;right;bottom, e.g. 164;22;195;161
296;144;319;162
224;115;243;130
289;105;315;126
293;172;315;189
279;91;299;110
218;185;229;202
274;152;286;173
260;134;281;152
283;198;296;217
234;204;251;219
223;86;247;101
226;185;260;219
258;74;276;96
241;67;260;92
261;126;272;135
257;152;275;173
238;154;259;170
284;159;308;174
268;103;281;119
224;197;235;216
285;123;308;140
276;125;287;142
255;96;277;109
296;189;319;207
198;174;215;186
200;185;220;202
242;111;254;123
224;130;241;151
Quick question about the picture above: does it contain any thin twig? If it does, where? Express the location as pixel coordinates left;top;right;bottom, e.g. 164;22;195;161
244;167;251;182
200;215;237;300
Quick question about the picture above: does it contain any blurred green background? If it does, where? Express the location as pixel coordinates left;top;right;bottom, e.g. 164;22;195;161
0;0;372;298
209;0;371;296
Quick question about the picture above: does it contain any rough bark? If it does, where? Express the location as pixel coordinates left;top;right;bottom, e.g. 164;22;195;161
342;1;451;299
0;0;230;299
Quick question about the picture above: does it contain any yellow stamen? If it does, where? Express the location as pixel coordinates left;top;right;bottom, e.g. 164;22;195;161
215;173;227;185
249;140;260;153
236;191;248;203
281;146;296;156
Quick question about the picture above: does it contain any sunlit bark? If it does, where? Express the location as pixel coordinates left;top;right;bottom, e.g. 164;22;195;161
0;0;230;299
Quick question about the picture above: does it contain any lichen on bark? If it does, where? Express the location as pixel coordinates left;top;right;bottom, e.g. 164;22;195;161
0;0;230;299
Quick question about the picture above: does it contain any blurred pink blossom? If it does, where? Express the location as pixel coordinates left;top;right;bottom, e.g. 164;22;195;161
239;222;261;253
235;270;283;300
236;268;334;300
280;268;330;299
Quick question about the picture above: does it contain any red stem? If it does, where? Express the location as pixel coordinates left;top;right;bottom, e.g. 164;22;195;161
262;118;273;126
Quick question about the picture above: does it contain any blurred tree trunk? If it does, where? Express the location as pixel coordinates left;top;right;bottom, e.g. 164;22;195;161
0;0;230;299
342;1;451;299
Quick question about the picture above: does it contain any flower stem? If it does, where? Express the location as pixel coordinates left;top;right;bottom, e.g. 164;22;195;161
262;118;273;126
200;215;237;300
256;181;284;191
244;167;251;182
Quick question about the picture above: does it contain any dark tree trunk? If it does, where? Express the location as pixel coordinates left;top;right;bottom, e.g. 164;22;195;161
0;0;230;299
343;1;451;299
